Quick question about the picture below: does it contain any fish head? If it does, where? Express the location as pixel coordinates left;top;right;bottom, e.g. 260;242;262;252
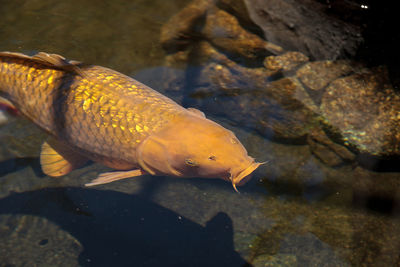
137;114;262;190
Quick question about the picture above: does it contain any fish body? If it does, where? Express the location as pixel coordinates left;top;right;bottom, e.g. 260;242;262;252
0;51;261;189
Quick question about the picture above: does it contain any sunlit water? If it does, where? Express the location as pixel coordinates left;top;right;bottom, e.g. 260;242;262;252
1;1;400;266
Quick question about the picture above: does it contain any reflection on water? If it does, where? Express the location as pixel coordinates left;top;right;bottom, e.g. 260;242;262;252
1;0;400;266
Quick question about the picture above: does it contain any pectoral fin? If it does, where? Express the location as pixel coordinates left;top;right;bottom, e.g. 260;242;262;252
137;135;182;177
40;138;88;177
85;169;145;186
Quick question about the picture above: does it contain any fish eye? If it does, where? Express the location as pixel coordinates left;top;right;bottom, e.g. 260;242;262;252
185;158;198;166
208;155;216;161
231;138;239;144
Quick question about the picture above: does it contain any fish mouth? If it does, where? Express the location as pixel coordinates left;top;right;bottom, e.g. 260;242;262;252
230;161;263;192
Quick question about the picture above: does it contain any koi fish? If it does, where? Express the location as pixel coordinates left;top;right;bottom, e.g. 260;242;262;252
0;51;262;191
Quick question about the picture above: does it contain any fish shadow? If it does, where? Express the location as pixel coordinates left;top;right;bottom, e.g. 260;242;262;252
0;187;250;267
0;157;45;177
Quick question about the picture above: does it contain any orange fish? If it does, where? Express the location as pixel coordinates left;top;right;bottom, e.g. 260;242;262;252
0;51;262;191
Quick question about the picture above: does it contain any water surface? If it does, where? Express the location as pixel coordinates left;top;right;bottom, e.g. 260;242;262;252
1;1;400;266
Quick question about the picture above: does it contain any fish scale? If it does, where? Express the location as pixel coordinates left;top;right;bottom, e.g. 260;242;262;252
0;52;185;165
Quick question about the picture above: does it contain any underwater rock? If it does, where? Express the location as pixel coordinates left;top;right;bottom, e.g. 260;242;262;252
250;77;319;141
320;66;400;157
264;52;309;72
215;0;266;40
245;0;363;60
186;42;319;141
307;129;356;167
203;7;282;62
161;0;283;63
160;0;214;53
252;253;297;267
161;0;400;162
296;60;357;91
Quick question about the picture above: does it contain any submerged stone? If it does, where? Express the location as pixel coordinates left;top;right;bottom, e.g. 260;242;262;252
203;7;282;62
185;42;319;141
160;0;214;53
297;60;357;91
161;0;400;162
307;129;356;167
245;0;363;60
264;52;309;72
252;253;297;267
321;66;400;157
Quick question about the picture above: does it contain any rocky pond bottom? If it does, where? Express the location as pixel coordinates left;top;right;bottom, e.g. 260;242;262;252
1;117;400;266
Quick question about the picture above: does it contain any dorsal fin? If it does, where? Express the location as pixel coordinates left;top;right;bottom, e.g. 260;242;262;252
0;51;84;76
187;107;206;118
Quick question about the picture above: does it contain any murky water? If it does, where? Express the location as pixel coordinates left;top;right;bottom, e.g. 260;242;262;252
1;0;400;266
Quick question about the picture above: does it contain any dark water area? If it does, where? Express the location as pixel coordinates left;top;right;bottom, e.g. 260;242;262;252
0;187;247;266
1;0;400;266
